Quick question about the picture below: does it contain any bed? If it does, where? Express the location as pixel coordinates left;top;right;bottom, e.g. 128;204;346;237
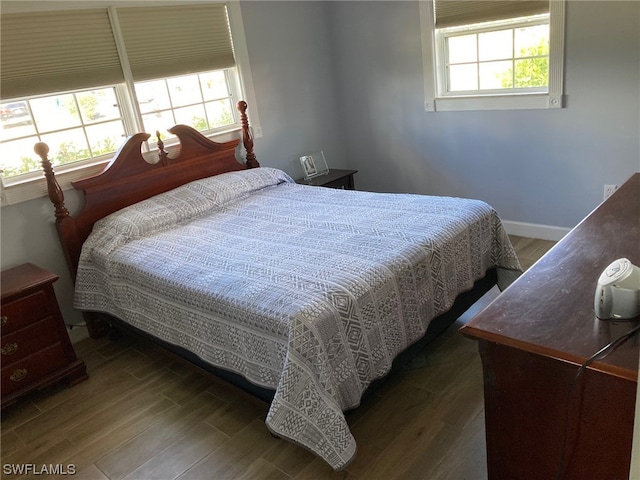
37;101;522;470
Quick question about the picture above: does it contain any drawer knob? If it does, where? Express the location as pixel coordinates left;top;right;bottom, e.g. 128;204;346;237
1;342;18;355
1;315;6;326
10;368;27;382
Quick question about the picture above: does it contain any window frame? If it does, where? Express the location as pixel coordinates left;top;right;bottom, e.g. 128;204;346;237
420;0;565;112
0;1;260;206
132;68;243;150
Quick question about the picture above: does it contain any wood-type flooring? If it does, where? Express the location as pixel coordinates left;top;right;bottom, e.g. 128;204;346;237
1;236;555;480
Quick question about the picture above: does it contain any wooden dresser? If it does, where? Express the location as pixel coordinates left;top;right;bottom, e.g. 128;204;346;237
1;263;88;409
461;173;640;480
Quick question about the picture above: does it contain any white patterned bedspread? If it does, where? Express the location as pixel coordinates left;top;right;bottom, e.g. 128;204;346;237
74;167;521;470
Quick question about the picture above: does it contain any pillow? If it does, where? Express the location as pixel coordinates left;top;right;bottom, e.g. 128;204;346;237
82;167;294;257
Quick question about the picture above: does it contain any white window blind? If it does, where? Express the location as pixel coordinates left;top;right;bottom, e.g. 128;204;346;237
0;9;124;99
434;0;549;28
115;4;236;82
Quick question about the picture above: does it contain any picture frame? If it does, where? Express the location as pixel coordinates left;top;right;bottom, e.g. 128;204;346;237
299;151;329;180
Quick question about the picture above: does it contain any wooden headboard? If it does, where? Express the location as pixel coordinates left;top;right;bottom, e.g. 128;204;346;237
36;100;260;281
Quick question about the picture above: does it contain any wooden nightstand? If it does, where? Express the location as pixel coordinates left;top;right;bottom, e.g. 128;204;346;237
1;263;88;409
296;169;358;190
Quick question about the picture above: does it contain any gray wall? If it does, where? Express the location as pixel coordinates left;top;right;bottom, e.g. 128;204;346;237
330;1;640;228
1;1;639;340
239;1;346;176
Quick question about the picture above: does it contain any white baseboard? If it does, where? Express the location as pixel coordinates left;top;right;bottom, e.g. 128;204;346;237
502;220;571;242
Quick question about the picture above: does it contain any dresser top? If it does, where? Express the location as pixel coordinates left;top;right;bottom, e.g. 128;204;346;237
461;173;640;381
1;263;59;301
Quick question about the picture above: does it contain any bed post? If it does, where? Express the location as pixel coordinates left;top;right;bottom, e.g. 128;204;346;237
237;100;260;168
35;143;69;222
35;143;110;338
34;143;81;280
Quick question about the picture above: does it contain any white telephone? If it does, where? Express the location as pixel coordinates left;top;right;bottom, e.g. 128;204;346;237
594;258;640;320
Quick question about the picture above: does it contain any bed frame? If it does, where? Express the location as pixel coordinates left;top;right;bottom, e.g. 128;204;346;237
37;100;497;401
36;101;259;337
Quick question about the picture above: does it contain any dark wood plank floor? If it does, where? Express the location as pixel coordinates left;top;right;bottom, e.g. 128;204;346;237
0;236;555;480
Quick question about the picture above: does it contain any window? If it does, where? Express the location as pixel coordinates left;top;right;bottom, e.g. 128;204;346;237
0;69;238;180
135;70;238;140
1;88;126;178
444;17;549;93
0;2;257;205
420;0;565;112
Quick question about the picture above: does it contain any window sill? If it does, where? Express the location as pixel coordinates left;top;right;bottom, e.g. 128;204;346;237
425;93;564;112
1;125;259;207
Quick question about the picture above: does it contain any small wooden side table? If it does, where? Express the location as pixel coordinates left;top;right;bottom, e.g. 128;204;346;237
1;263;88;409
296;169;358;190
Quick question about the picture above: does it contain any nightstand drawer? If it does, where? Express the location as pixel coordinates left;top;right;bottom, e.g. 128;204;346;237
1;343;67;396
1;263;88;409
1;290;51;335
1;316;60;365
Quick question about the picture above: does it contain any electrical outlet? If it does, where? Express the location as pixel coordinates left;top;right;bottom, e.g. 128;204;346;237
604;184;618;200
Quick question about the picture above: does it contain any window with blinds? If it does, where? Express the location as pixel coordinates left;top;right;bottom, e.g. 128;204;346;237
0;3;243;187
420;0;565;112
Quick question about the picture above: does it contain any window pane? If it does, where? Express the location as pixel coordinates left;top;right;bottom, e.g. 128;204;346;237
136;80;171;114
0;102;34;136
85;121;125;156
40;128;91;167
514;57;548;87
174;105;207;130
167;75;203;107
0;136;40;177
200;71;230;101
142;110;176;141
480;61;513;89
78;89;121;124
515;24;549;57
448;34;477;64
449;64;478;91
205;99;234;128
478;29;512;61
31;94;81;131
